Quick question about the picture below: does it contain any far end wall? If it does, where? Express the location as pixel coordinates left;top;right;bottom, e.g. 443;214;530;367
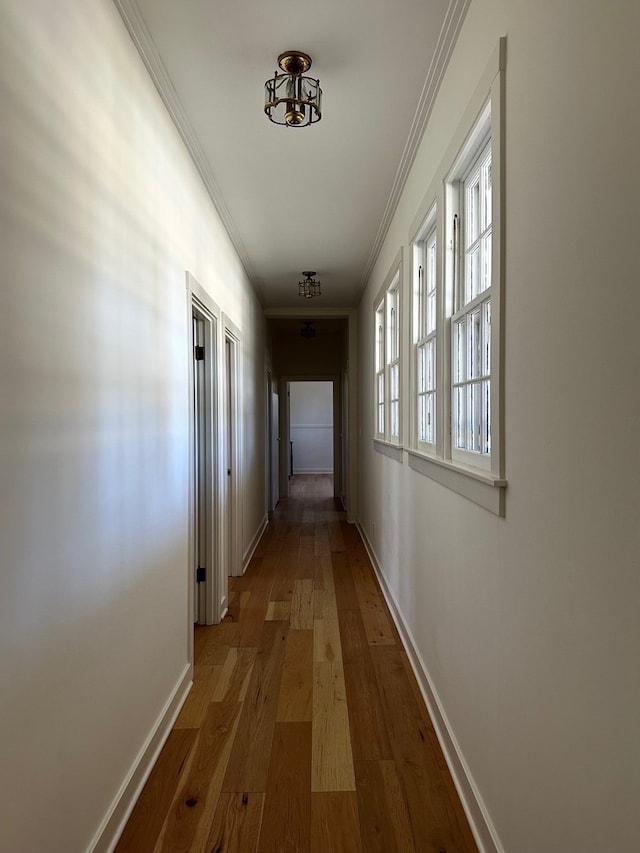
290;381;334;474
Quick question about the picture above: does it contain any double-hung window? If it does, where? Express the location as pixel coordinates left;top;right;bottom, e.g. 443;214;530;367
375;300;385;438
451;140;492;468
413;211;437;450
373;252;403;445
387;281;400;440
406;40;505;514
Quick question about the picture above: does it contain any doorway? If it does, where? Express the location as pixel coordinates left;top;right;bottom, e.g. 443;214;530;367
223;322;242;578
189;291;221;626
288;380;334;481
187;272;228;634
267;371;279;511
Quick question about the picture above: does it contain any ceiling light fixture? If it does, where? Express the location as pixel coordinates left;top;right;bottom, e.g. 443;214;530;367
298;271;321;299
264;51;322;127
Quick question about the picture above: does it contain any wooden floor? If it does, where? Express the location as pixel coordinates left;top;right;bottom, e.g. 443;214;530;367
116;475;477;853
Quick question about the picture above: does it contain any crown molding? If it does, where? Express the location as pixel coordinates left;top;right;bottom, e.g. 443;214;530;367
360;0;471;288
112;0;259;293
112;0;467;308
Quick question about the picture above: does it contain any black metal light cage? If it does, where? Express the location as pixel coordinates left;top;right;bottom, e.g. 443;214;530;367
298;273;321;298
265;73;322;127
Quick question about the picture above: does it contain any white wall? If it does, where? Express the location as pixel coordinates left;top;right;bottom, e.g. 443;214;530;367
290;381;333;473
358;2;640;852
0;1;265;851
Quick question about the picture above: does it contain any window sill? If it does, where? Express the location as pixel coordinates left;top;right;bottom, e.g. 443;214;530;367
373;439;404;463
407;449;506;516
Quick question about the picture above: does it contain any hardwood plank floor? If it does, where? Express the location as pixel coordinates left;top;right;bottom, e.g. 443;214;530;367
116;474;478;852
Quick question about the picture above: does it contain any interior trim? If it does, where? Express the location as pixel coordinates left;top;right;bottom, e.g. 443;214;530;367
360;0;472;286
89;663;192;853
407;449;506;516
357;523;504;853
373;439;404;463
243;514;269;573
112;0;258;295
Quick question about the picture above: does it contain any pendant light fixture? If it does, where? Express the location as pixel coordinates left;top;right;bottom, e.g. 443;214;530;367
264;51;322;127
298;271;321;299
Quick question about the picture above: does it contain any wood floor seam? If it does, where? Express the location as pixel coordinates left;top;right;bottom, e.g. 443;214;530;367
115;475;478;853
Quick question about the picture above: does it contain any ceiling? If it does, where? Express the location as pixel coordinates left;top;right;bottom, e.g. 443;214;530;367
114;0;469;308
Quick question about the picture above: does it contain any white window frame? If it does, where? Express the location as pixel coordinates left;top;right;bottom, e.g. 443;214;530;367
387;280;400;441
375;299;385;439
406;39;506;516
411;204;439;454
449;129;493;471
373;249;404;449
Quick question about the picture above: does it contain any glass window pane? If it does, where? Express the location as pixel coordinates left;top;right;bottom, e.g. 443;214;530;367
389;306;396;362
468;382;480;452
454;386;465;449
482;230;492;293
426;237;436;334
417;264;425;340
482;300;491;376
426;392;435;444
390;363;398;401
455;319;465;383
376;306;384;371
418;393;426;442
467;176;480;245
483;379;491;454
426;339;435;390
417;344;425;392
427;290;436;335
467;245;480;302
483;156;492;229
468;309;481;380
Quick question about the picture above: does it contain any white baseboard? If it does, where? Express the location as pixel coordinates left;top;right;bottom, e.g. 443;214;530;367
356;523;503;853
292;468;333;474
88;663;193;853
243;513;268;572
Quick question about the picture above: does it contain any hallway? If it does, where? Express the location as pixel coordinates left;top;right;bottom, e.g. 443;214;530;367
116;475;477;852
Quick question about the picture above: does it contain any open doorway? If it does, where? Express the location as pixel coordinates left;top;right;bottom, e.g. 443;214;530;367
267;371;279;511
223;319;242;580
289;381;334;487
187;273;223;630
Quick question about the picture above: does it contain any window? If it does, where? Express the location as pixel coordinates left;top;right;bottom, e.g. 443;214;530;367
375;299;385;438
451;141;492;468
373;251;403;446
388;281;400;439
406;39;505;515
413;210;437;450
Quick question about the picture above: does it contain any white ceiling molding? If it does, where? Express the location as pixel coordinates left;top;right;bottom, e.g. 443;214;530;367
113;0;468;308
112;0;259;292
360;0;471;288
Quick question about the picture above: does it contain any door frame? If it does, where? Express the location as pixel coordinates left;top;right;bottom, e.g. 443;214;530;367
280;375;342;496
264;307;358;522
222;314;243;578
186;272;226;638
266;368;279;512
